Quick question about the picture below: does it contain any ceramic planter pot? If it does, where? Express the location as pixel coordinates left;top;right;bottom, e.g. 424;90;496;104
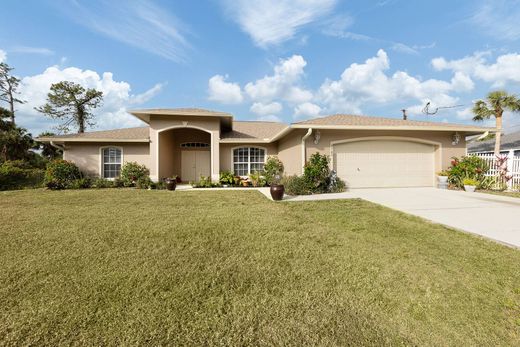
437;176;448;184
464;185;476;193
270;184;285;201
165;178;177;191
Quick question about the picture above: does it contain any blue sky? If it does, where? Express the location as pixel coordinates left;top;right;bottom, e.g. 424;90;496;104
1;0;520;135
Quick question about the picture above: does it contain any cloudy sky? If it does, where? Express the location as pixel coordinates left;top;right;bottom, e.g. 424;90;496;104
1;0;520;135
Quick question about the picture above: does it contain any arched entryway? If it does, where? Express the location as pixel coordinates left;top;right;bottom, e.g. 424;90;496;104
158;127;211;182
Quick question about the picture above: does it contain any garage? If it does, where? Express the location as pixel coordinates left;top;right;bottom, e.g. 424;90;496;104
333;139;436;188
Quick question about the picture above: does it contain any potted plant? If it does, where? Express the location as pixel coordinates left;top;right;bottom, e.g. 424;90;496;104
241;178;249;187
463;178;478;193
270;174;285;201
437;170;449;184
219;170;234;188
164;175;177;191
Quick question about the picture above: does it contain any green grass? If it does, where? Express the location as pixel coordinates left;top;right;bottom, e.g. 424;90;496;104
1;189;519;346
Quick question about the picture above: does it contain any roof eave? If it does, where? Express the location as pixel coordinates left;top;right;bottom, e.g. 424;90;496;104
291;124;495;134
36;138;150;143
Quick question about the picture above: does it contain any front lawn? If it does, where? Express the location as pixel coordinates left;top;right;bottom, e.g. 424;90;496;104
1;189;519;345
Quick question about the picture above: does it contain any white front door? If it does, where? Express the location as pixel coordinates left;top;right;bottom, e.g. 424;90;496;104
333;140;435;188
181;150;210;182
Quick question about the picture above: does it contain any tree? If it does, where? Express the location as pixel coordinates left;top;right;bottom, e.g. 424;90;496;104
0;62;25;125
36;131;63;159
35;81;103;133
472;90;520;155
0;107;34;162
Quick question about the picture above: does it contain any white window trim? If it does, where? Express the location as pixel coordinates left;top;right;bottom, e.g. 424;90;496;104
99;146;124;179
230;146;267;177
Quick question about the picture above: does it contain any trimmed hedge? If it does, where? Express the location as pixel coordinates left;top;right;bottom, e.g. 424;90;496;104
44;159;82;190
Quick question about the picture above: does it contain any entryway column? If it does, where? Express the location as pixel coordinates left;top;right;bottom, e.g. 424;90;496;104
211;130;220;181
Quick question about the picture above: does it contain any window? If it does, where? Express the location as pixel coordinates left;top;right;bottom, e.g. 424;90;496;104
233;147;265;176
102;147;122;178
180;142;210;148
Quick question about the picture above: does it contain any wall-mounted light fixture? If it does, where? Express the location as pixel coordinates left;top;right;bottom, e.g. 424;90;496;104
452;132;461;145
313;130;321;144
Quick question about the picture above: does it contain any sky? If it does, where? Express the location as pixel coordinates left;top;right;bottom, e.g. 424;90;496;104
1;0;520;135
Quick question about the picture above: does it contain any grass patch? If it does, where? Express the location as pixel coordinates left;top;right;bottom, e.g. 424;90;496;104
1;189;519;345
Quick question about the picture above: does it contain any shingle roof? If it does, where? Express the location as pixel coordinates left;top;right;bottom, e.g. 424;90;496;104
220;121;288;141
468;130;520;152
37;127;150;142
293;114;494;131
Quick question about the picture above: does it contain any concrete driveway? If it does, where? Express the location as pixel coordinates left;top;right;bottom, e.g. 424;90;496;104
352;188;520;248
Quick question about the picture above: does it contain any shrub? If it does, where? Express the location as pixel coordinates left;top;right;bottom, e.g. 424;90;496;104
136;176;153;189
303;153;331;193
120;162;149;187
219;170;235;185
91;177;114;189
328;170;347;193
264;156;284;185
463;178;479;186
0;161;44;190
248;171;266;187
113;177;125;188
283;175;311;195
69;177;92;189
447;156;488;189
44;159;82;190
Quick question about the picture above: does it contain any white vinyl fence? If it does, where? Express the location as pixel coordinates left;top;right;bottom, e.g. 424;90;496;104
471;150;520;189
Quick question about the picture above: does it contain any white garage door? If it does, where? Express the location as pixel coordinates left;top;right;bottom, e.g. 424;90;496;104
333;140;435;188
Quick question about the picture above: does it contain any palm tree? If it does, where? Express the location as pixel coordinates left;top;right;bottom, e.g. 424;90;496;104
472;91;520;155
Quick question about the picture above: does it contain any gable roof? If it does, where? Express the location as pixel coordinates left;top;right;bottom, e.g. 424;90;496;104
129;108;233;128
36;127;150;143
292;114;495;133
220;121;289;142
468;130;520;152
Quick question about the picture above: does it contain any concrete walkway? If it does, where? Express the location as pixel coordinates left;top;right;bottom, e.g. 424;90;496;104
290;187;520;248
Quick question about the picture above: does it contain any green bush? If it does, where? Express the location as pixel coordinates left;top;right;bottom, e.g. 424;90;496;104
113;177;125;188
91;177;114;189
44;159;82;190
219;170;235;185
69;177;92;189
264;156;284;185
463;178;479;186
120;162;150;187
304;153;331;193
448;156;489;189
283;175;311;195
136;176;153;189
0;161;44;190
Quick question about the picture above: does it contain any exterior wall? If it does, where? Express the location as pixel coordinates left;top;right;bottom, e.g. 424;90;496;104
303;129;467;173
149;115;221;180
277;129;305;176
63;142;150;177
219;143;278;173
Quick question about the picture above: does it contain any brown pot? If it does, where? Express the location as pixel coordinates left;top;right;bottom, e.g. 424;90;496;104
165;178;177;191
270;184;284;201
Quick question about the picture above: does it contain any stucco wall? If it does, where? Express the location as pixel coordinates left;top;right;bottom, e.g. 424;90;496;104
149;115;221;180
219;143;278;173
277;129;468;176
63;142;150;177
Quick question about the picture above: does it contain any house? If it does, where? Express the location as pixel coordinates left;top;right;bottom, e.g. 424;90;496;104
37;108;493;188
468;130;520;156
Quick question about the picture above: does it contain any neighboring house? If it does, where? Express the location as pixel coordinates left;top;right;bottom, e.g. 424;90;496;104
37;108;493;188
468;130;520;156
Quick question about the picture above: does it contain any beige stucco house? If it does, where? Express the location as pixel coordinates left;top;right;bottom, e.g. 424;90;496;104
38;108;494;188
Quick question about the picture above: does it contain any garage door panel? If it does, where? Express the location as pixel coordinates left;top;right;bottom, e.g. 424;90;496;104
333;140;435;188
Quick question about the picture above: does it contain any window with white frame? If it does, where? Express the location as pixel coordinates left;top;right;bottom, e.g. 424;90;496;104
233;147;265;176
102;147;122;178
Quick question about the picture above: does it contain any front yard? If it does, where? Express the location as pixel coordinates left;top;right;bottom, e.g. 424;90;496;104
1;189;519;345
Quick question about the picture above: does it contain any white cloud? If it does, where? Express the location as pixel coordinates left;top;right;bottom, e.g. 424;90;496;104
208;75;243;104
10;46;55;55
432;51;520;87
55;1;189;62
317;49;471;115
0;49;6;62
250;102;282;116
16;65;162;135
471;0;520;41
222;0;337;47
256;114;282;122
294;102;321;119
244;55;312;103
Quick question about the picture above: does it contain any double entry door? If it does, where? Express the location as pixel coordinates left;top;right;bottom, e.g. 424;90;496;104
181;150;210;182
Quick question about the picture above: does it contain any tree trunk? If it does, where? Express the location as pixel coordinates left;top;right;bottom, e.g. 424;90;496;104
8;83;15;125
77;106;85;133
494;112;502;156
